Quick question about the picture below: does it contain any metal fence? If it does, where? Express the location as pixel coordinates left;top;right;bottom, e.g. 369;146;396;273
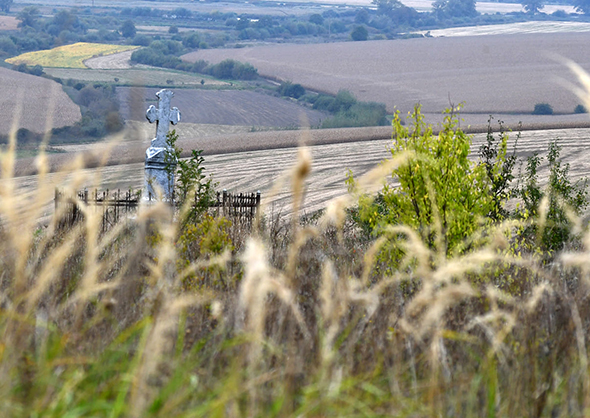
55;188;261;231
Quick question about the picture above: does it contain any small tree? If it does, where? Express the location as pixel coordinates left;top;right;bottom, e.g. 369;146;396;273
0;0;13;13
165;130;216;219
522;0;544;13
353;105;494;256
533;103;553;115
169;25;179;34
350;25;368;41
120;20;136;39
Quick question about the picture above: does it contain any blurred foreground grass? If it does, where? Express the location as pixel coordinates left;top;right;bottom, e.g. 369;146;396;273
3;67;590;417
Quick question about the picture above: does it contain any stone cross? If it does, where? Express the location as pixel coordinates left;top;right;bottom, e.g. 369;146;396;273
146;89;180;147
144;89;181;200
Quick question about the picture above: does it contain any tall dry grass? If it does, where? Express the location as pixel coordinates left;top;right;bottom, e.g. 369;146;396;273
2;67;590;418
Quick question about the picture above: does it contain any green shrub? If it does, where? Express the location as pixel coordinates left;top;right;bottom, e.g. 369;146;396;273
575;104;587;113
533;102;553;115
277;81;305;99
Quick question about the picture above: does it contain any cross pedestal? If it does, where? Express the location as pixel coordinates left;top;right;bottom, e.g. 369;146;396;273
144;89;181;200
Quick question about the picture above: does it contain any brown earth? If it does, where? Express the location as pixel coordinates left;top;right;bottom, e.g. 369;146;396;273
0;67;80;135
117;87;329;128
182;32;590;125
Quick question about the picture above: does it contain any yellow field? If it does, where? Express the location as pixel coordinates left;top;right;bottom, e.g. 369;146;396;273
6;42;139;69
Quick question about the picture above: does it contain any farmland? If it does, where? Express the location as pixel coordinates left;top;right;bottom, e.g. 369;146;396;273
6;43;139;69
117;87;329;128
183;32;590;126
0;67;80;135
43;66;228;87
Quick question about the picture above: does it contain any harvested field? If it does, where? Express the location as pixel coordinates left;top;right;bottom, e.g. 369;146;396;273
117;87;329;127
0;67;80;135
6;43;139;69
43;67;228;87
422;21;590;37
12;126;590;216
0;16;18;31
84;49;135;70
183;32;590;126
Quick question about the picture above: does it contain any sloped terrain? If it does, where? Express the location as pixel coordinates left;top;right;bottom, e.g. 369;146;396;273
0;67;80;135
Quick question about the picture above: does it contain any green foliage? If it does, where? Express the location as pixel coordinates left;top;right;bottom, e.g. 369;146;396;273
514;140;588;253
522;0;545;13
350;25;369;41
478;118;519;221
165;129;216;219
433;0;478;18
277;81;305;99
169;25;179;34
17;6;41;29
533;103;553;115
321;101;388;128
309;13;324;25
575;104;587;114
120;20;136;38
355;105;492;255
0;0;12;13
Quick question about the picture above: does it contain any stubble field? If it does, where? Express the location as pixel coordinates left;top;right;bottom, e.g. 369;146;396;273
13;122;590;217
117;87;329;128
183;32;590;126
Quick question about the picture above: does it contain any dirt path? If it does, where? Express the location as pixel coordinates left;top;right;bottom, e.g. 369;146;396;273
84;49;137;70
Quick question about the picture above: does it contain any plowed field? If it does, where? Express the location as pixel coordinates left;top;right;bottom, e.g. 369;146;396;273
182;32;590;126
117;87;328;128
0;67;80;135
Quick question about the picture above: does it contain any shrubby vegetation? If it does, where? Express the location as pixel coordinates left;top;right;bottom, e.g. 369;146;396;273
130;41;258;80
2;102;590;416
304;89;388;128
533;102;554;115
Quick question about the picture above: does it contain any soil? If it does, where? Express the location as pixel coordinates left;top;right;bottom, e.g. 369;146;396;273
0;67;80;135
117;87;329;128
182;32;590;125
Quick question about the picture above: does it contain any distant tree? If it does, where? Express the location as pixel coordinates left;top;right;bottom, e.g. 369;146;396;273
309;13;324;25
120;20;136;38
433;0;478;18
173;7;192;18
372;0;403;16
522;0;544;13
355;8;370;24
17;6;41;29
169;25;179;34
350;25;368;41
278;81;305;99
182;31;201;48
0;0;12;13
573;0;590;14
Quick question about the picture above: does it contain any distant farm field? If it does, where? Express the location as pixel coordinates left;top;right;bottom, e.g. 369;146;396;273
117;87;329;127
183;32;590;126
6;43;139;69
0;67;80;135
0;16;18;31
43;66;228;87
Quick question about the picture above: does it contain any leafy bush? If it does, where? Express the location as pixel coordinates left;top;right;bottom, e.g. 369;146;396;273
277;81;305;99
533;102;553;115
350;25;368;41
351;104;493;256
575;104;587;113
